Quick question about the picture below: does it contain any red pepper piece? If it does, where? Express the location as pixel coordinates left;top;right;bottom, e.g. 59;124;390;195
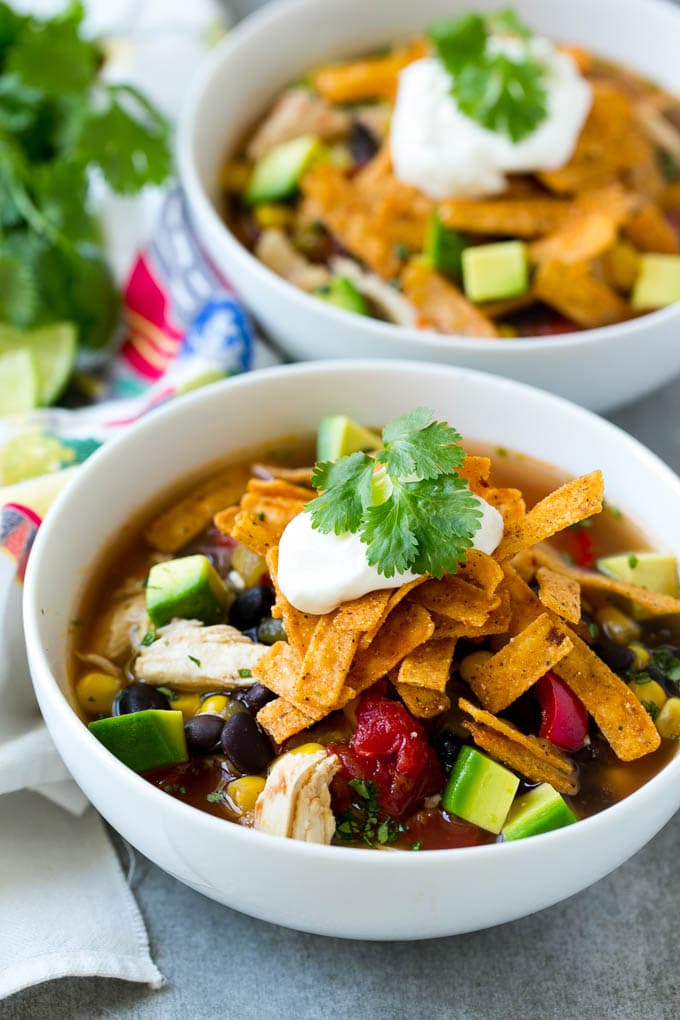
535;671;588;752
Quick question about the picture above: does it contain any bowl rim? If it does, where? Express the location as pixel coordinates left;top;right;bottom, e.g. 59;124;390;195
177;0;680;355
23;359;680;867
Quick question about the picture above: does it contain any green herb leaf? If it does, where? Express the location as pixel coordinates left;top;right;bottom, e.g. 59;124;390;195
309;452;375;535
628;554;639;569
334;779;408;847
651;647;680;682
641;699;659;721
237;668;253;678
428;9;548;143
188;655;201;668
140;630;157;647
377;407;465;480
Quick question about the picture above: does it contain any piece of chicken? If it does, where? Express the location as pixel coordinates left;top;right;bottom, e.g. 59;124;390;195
134;619;267;691
254;749;340;844
255;229;330;292
247;87;350;160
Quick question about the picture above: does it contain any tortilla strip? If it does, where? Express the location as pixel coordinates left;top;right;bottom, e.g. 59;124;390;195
294;613;362;709
533;545;680;617
463;721;578;795
251;464;314;486
478;290;536;320
533;260;629;328
496;471;603;562
431;590;512;639
244;477;314;502
397;636;456;693
458;455;491;495
458;549;504;597
229;511;282;557
536;566;582;624
601;241;640;292
358;577;428;651
465;613;574;713
145;465;251;552
438;197;570;237
266;549;317;658
624;204;680;254
347;602;435;694
660;179;680;212
335;589;393;632
257;695;320;744
311;39;426;103
400;260;498;338
554;633;661;761
459;697;578;794
484;487;526;529
409;575;500;627
214;505;239;535
395;682;451;719
529;211;618;266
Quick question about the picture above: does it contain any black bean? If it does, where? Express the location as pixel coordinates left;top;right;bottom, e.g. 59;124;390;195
431;729;460;773
221;713;274;774
349;121;379;166
229;585;275;631
236;682;277;715
257;617;287;645
592;639;635;674
113;682;170;715
184;714;224;753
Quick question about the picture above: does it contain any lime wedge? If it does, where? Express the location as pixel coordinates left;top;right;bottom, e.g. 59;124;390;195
0;348;39;415
0;322;77;406
316;415;382;462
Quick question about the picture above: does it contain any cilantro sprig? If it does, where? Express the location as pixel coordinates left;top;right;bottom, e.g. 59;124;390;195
427;8;548;143
334;779;408;848
0;1;171;351
307;407;482;579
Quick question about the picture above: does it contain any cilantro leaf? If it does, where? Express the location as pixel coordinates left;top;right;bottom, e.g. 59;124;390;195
427;8;548;143
308;452;375;534
7;4;99;97
0;249;35;324
378;406;465;480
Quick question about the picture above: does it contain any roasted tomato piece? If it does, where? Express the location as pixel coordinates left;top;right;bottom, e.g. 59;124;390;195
536;671;589;752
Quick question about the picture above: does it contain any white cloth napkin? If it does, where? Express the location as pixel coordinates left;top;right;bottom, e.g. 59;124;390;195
0;0;235;999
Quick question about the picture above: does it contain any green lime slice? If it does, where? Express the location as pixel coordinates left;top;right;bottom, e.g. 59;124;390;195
0;322;77;405
0;348;39;415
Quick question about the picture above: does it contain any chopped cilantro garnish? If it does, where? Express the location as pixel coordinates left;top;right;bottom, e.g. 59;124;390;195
141;630;157;647
428;9;548;143
237;668;253;678
586;620;599;640
393;242;411;262
156;686;177;701
188;655;201;667
410;840;423;851
207;791;225;803
308;408;482;579
495;447;508;458
334;778;408;848
561;551;575;565
607;504;622;520
651;647;680;683
641;700;659;721
628;554;639;569
257;512;266;522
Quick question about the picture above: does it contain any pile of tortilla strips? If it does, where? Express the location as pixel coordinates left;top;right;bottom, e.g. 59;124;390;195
214;456;680;795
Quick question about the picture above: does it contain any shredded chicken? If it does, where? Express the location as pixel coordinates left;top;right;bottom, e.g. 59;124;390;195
254;749;340;844
90;591;148;662
330;255;418;326
247;87;350;160
134;619;267;691
636;101;680;160
255;229;330;292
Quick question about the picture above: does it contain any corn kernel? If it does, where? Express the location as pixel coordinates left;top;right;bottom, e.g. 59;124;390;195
656;697;680;740
172;693;202;719
459;650;493;684
76;671;122;716
595;605;640;645
227;776;266;814
628;641;650;671
289;742;326;755
200;694;230;718
253;204;293;230
628;678;667;716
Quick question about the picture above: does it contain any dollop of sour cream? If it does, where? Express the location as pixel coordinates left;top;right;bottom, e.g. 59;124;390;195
390;35;592;199
278;496;504;615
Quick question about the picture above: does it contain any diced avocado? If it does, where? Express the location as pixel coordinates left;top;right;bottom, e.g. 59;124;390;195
316;415;382;462
442;746;519;834
502;783;576;841
462;240;529;304
425;210;467;278
596;552;679;598
245;134;324;205
631;254;680;309
146;554;230;627
315;276;369;316
88;710;188;772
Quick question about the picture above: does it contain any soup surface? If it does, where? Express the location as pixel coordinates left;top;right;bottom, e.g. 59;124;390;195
73;435;680;851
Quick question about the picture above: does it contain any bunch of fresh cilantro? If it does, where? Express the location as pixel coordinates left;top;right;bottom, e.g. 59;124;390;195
0;0;171;355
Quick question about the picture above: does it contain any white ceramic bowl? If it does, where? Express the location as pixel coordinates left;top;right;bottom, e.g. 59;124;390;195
23;361;680;939
178;0;680;414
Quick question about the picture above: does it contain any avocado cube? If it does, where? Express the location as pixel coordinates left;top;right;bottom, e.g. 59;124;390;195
146;554;229;627
315;276;369;316
88;710;188;772
245;134;324;206
442;746;519;834
462;240;529;304
425;210;467;278
502;783;576;841
316;415;382;462
631;254;680;309
597;551;679;596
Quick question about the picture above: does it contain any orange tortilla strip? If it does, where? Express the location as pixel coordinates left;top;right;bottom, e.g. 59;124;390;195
229;511;282;557
395;682;450;719
533;261;629;328
256;696;320;744
554;633;661;761
458;549;504;597
464;613;574;714
214;505;239;535
529;211;619;266
409;575;500;627
335;589;393;632
266;549;317;658
145;465;251;552
401;260;498;337
347;602;434;694
623;204;679;254
438;196;569;237
496;471;604;561
311;39;426;103
251;464;314;486
397;636;456;693
458;456;491;495
358;577;428;650
484;487;526;529
431;590;512;639
536;566;582;625
294;613;362;709
601;241;640;292
459;697;578;794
